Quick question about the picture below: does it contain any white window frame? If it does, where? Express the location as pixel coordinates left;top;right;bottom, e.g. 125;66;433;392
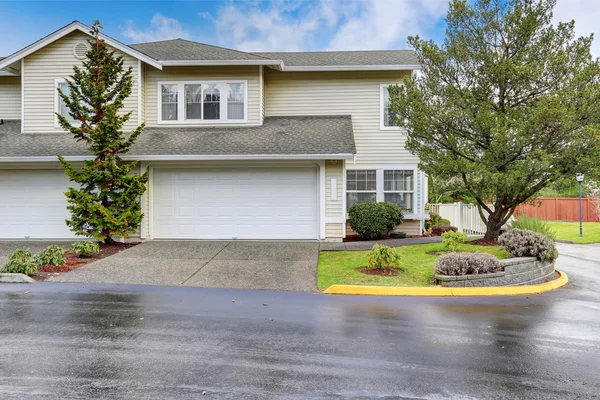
380;84;402;131
157;80;248;125
54;79;77;128
345;169;378;210
346;166;418;216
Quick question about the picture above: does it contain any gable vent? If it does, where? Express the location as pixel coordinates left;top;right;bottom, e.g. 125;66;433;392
73;42;89;60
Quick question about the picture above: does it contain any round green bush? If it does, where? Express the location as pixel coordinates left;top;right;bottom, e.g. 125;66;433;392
348;202;404;240
2;248;39;275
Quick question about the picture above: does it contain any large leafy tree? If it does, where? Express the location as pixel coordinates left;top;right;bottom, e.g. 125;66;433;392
389;0;600;240
57;21;148;244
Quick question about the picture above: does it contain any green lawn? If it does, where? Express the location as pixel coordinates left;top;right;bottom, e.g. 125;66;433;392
317;243;510;290
547;221;600;244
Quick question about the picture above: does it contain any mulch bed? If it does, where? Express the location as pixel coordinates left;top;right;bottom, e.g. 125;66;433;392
343;234;422;242
469;238;500;246
33;242;139;282
357;267;400;276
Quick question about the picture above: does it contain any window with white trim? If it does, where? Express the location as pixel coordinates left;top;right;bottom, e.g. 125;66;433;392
383;170;414;212
55;80;77;124
381;84;399;129
346;169;415;213
158;81;246;123
346;170;377;210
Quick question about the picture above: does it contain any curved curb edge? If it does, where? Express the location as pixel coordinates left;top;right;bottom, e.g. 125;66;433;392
323;269;569;296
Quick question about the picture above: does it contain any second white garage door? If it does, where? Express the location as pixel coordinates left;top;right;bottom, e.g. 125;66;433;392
153;167;319;239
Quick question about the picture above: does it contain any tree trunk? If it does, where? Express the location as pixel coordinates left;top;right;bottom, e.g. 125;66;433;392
103;236;115;245
483;207;511;241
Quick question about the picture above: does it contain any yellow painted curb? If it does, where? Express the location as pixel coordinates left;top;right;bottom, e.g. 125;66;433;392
323;269;569;296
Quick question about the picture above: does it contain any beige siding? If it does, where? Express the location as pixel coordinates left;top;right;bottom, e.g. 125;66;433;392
346;220;421;236
140;62;146;123
0;76;21;120
144;65;261;127
264;69;419;166
326;223;344;239
22;31;139;133
265;69;424;223
325;160;343;218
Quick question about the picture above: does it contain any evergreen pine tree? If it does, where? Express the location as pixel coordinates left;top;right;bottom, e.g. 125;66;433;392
57;21;148;244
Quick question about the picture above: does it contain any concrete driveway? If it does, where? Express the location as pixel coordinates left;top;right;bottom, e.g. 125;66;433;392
48;241;319;291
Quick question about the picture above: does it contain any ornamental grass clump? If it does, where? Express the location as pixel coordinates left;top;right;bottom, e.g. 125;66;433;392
35;245;67;266
367;244;401;271
509;215;557;240
434;252;502;276
499;229;559;263
2;248;38;275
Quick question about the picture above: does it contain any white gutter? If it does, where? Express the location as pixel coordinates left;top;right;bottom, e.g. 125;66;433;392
161;60;284;69
283;64;421;71
0;153;356;163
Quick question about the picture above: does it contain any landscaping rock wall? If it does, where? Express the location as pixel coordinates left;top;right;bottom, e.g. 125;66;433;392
435;257;555;287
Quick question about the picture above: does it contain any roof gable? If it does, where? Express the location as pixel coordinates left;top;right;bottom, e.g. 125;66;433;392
0;21;162;71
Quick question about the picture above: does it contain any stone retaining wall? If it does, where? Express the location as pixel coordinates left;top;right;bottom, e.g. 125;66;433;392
435;257;555;287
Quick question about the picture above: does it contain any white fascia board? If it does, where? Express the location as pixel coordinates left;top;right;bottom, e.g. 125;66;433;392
0;21;163;71
0;70;18;76
283;64;421;71
160;59;284;68
0;153;356;163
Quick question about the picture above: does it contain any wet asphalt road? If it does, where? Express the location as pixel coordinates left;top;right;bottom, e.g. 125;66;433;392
0;245;599;399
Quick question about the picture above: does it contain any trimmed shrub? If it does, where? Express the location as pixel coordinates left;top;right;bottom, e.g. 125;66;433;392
71;241;101;258
509;215;557;239
348;202;404;240
435;252;502;276
380;202;404;229
499;229;559;263
367;244;401;270
35;245;67;266
431;225;458;236
442;230;467;252
425;213;451;230
2;248;38;275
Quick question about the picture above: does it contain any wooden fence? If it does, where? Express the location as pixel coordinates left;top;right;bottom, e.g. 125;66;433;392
515;198;599;222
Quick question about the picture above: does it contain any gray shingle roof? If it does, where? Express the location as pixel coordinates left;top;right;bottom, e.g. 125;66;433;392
253;50;419;67
129;39;272;62
0;116;356;159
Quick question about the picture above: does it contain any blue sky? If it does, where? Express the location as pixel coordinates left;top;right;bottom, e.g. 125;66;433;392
0;0;598;57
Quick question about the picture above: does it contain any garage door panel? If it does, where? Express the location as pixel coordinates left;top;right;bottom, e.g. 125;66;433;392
0;170;75;239
153;168;319;239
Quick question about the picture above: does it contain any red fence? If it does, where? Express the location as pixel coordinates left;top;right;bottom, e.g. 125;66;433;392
515;198;599;222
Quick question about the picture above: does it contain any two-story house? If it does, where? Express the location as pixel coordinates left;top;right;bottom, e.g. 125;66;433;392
0;21;426;241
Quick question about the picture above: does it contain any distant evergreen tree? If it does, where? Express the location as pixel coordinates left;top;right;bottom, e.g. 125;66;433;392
57;20;148;244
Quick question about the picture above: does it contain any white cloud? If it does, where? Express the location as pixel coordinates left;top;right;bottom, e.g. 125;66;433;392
553;0;600;57
327;0;448;51
123;14;189;43
202;0;446;52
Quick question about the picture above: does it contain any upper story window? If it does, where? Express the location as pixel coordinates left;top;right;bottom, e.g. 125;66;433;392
380;84;400;130
158;81;247;124
55;80;77;126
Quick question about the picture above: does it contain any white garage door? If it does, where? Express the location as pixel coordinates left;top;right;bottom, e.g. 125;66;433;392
153;168;319;239
0;170;76;239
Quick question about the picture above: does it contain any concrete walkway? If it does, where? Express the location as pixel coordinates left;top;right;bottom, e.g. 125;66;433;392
48;240;319;291
320;236;443;251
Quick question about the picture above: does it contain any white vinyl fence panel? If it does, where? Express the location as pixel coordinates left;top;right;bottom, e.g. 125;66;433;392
429;202;488;235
